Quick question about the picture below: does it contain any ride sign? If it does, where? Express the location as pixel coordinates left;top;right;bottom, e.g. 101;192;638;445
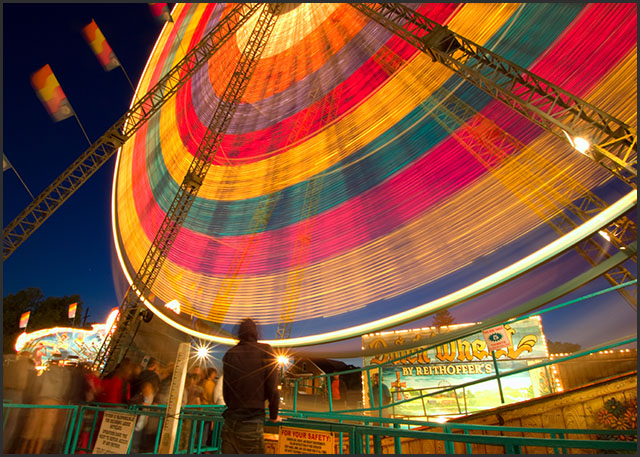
277;426;334;454
482;325;511;352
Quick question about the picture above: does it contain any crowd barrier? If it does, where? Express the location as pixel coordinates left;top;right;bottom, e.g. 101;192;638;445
2;400;637;454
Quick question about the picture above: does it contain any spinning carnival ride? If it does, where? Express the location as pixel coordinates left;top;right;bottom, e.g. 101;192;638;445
111;2;636;347
3;4;637;373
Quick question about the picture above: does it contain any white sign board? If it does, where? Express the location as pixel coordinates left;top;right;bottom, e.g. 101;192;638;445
92;411;136;454
157;342;190;454
277;426;335;454
482;325;511;352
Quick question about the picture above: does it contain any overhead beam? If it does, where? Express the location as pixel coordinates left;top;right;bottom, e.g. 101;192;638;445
3;3;263;261
351;3;637;187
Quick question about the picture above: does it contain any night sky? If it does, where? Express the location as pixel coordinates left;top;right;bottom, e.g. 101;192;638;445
3;3;163;324
3;3;636;358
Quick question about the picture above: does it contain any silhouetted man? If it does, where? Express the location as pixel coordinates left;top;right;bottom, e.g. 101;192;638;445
222;318;280;453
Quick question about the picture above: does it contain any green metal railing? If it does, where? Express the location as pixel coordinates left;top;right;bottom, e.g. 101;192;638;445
3;396;636;454
4;282;637;453
287;280;638;420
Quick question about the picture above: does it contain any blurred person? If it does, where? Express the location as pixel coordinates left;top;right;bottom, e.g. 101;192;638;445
201;367;218;405
221;318;280;454
185;371;205;405
213;374;225;405
128;380;157;454
3;352;36;453
138;364;174;453
66;361;89;405
190;365;206;386
33;343;47;366
155;364;174;405
97;358;134;404
18;359;71;454
76;362;103;452
130;357;161;399
179;372;205;450
331;375;348;410
131;363;142;381
200;367;219;447
369;372;391;426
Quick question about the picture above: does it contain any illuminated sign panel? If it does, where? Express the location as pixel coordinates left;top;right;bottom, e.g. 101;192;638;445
15;309;118;368
362;317;552;418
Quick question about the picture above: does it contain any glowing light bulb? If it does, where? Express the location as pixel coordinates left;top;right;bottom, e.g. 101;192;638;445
573;136;590;154
277;355;289;365
598;230;611;242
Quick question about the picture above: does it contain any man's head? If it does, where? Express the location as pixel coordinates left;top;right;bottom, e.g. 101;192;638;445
372;373;380;383
237;318;258;342
147;358;160;372
191;366;204;382
206;367;218;380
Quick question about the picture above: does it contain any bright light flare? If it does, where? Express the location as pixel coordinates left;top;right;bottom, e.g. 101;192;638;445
165;299;181;315
563;130;591;155
277;355;289;365
598;230;611;242
192;341;214;365
572;136;590;154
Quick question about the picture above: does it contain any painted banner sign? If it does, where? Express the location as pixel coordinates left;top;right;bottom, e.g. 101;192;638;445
362;317;552;417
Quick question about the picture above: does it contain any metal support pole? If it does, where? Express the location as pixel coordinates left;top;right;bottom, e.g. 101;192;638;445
492;350;505;404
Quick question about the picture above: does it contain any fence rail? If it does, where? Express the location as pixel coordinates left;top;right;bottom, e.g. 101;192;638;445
2;401;636;454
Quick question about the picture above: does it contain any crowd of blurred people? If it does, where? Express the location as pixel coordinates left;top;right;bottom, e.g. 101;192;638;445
2;351;224;454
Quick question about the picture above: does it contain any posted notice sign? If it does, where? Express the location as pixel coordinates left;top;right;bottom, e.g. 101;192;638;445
277;426;334;454
482;325;511;352
92;411;136;454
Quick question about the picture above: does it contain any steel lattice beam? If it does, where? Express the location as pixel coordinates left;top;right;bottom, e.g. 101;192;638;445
351;3;637;188
93;4;283;374
3;3;262;261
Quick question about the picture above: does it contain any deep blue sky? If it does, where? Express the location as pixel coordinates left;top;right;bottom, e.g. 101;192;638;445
3;3;636;357
3;3;163;324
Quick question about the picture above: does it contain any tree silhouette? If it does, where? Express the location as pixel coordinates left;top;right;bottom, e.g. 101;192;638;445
546;340;582;354
431;309;456;332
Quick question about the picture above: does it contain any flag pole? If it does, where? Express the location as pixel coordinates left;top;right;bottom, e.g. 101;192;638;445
4;155;35;200
12;167;35;200
119;65;136;93
73;111;92;146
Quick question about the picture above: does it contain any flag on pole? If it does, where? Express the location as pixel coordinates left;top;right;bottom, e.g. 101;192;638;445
68;302;78;320
3;153;12;172
82;19;120;71
30;64;74;122
19;311;30;329
149;3;173;23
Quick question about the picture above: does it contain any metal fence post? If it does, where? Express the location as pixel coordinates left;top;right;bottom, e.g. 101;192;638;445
491;350;505;403
443;424;455;454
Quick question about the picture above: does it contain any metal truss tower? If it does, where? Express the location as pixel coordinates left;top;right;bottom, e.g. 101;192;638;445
92;4;283;374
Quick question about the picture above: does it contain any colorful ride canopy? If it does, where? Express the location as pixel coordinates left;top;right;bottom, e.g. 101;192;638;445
112;3;637;343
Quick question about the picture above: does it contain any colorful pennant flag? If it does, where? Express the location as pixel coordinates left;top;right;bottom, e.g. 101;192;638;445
30;64;74;122
68;302;78;320
3;153;12;172
19;311;31;329
149;3;172;23
82;19;120;71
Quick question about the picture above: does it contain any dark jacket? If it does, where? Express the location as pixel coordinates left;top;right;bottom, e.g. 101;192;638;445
222;320;279;421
